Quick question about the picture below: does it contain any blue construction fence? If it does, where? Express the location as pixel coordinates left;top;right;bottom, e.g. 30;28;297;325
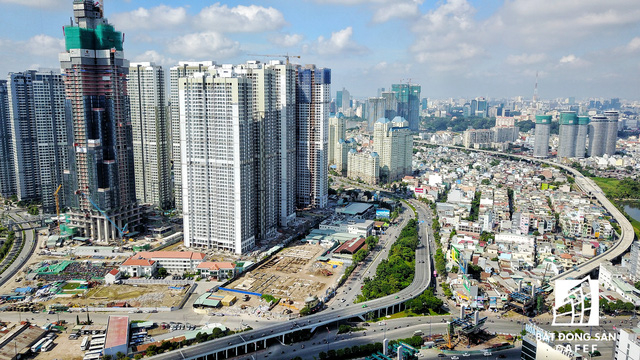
218;287;262;297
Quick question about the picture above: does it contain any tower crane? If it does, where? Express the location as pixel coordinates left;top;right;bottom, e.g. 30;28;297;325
75;190;128;244
54;184;62;231
247;53;301;65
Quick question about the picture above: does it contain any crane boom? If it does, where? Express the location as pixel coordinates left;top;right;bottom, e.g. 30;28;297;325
75;190;128;241
54;184;62;231
247;53;301;65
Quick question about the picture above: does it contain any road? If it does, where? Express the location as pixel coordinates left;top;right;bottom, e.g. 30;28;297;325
148;193;433;359
414;141;635;281
0;210;37;287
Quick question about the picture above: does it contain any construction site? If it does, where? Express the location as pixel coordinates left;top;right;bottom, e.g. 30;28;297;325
225;242;343;310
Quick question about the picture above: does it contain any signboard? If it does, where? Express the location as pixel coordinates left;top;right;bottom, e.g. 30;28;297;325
414;188;424;194
376;209;390;219
451;247;460;262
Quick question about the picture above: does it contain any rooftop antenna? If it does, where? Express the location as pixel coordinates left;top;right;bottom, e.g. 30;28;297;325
533;71;539;103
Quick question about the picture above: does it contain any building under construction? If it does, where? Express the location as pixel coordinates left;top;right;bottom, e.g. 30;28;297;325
59;0;141;243
441;309;488;350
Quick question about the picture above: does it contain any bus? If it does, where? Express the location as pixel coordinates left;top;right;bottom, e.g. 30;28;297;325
90;338;105;346
84;350;102;357
413;330;424;336
88;345;103;352
83;354;101;360
31;338;47;353
91;334;106;340
80;336;90;351
41;339;54;352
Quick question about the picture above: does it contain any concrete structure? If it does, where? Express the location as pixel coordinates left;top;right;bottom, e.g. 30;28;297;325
534;115;551;158
0;80;15;198
615;328;640;360
604;111;619;156
391;83;421;132
196;262;236;280
463;129;494;148
374;117;412;182
169;61;217;213
296;65;331;209
7;70;69;213
575;116;590;158
104;269;121;284
319;218;374;237
334;139;349;175
119;257;157;277
495;116;515;127
347;150;380;185
59;1;141;242
380;91;398;120
558;111;579;158
328;116;346;171
493;126;519;143
588;115;608;157
179;70;256;254
128;62;172;209
104;316;130;358
366;97;386;132
131;251;205;274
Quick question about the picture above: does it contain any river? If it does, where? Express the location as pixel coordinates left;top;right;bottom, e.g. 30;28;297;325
623;203;640;223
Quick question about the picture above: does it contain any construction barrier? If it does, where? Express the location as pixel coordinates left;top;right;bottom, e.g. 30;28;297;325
218;287;262;297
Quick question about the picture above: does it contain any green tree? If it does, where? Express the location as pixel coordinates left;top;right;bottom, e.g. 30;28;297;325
481;178;491;185
115;352;127;360
157;267;168;278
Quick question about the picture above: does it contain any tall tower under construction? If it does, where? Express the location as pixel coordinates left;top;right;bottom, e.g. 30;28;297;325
59;0;141;243
533;115;551;158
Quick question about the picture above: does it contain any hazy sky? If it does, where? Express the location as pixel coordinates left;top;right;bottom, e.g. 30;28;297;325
1;0;639;100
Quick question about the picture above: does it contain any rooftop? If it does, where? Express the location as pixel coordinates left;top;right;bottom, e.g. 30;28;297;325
104;316;129;350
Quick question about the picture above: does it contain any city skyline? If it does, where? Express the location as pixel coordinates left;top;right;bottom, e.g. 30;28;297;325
0;0;638;100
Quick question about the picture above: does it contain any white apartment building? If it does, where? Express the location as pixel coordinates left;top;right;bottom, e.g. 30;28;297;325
7;70;69;213
180;70;256;254
373;116;412;182
329;116;346;170
615;328;640;360
129;62;172;209
169;61;218;213
131;251;205;274
347;150;380;184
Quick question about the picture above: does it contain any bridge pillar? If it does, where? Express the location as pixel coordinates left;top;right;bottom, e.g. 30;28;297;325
245;343;248;353
264;339;267;347
225;349;228;358
282;334;285;343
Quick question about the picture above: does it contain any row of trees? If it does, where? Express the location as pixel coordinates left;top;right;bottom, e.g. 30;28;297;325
0;231;15;262
318;343;384;360
357;219;419;302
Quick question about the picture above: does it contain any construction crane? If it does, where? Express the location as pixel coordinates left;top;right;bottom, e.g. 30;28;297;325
75;190;128;244
247;53;301;65
54;184;62;231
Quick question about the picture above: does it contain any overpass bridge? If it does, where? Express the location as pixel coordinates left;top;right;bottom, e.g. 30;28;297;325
415;141;635;282
149;202;434;360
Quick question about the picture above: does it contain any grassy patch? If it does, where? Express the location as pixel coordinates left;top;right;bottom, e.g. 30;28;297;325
62;282;81;290
591;177;621;197
367;309;449;322
91;286;147;300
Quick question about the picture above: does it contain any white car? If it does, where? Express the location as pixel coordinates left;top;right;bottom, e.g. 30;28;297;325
462;354;470;357
450;357;459;360
483;352;492;357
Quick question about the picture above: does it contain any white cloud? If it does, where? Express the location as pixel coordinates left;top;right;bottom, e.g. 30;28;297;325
23;34;64;57
111;5;187;31
270;33;304;47
410;0;484;70
132;50;175;67
315;27;368;56
623;37;640;52
0;34;64;73
166;32;240;59
195;3;286;33
0;0;66;9
371;1;422;23
506;53;547;66
557;54;590;68
559;54;577;64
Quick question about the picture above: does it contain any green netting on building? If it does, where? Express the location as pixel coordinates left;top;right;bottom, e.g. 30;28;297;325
36;261;73;274
65;24;122;51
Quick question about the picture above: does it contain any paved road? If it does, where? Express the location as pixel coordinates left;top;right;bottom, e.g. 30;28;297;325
148;194;433;359
415;141;635;281
0;210;37;287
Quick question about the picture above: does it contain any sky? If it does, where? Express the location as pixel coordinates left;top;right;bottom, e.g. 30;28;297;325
0;0;639;100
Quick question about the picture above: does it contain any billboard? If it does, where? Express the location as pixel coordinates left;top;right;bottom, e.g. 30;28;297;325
376;209;390;219
414;188;424;194
451;247;460;262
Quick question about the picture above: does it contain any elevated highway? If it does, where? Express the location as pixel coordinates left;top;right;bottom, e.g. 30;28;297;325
415;141;635;282
150;202;434;360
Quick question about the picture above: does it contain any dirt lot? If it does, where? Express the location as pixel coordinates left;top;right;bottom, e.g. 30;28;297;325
226;243;343;306
34;335;84;360
38;284;189;308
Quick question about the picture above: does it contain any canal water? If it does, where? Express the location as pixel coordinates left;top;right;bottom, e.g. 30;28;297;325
623;203;640;223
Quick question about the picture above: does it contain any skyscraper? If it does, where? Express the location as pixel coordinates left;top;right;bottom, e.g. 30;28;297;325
533;115;551;158
374;117;412;182
180;71;256;254
0;80;15;198
7;70;69;213
380;91;398;120
557;111;578;158
60;0;141;242
328;116;345;168
604;111;619;155
169;61;217;213
575;116;590;159
296;65;331;209
128;62;172;209
391;84;421;131
587;116;608;157
366;97;386;132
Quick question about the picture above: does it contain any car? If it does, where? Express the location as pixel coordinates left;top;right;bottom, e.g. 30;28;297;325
362;304;368;308
483;352;492;356
462;353;470;357
438;354;446;358
450;357;459;360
